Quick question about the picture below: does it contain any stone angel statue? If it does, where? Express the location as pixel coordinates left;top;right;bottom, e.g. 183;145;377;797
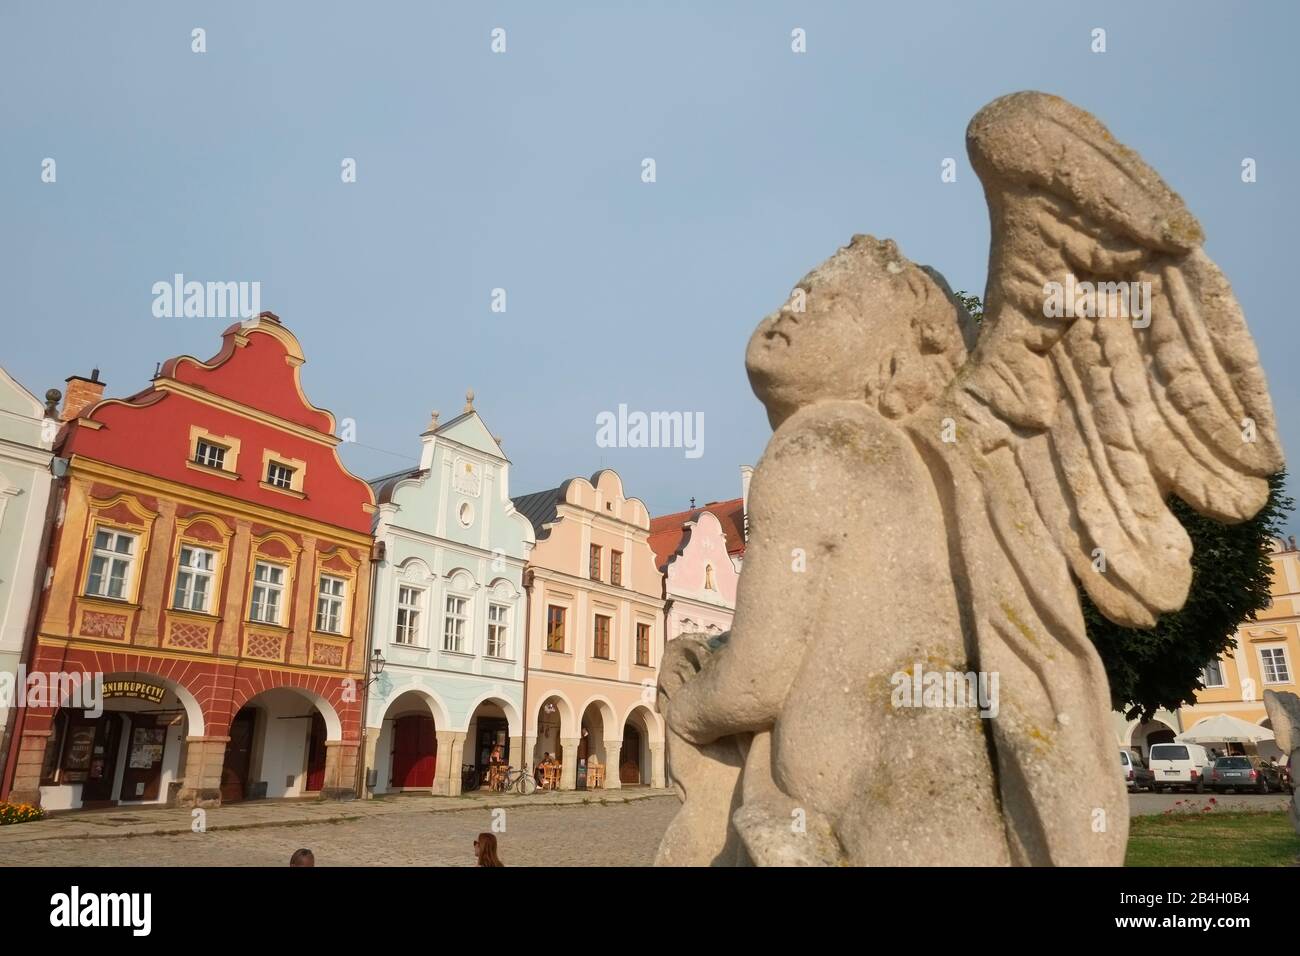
1263;690;1300;836
656;92;1284;866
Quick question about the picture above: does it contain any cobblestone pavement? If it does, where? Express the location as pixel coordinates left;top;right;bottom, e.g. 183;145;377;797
5;789;1290;865
0;791;681;867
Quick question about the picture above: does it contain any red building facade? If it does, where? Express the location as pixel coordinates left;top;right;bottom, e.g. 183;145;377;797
4;314;376;809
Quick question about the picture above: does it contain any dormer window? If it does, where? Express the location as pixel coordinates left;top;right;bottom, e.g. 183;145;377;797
194;440;227;470
267;461;294;489
187;426;241;478
260;450;307;496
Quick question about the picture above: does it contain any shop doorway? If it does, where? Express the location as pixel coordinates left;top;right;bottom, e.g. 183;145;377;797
221;688;342;800
119;713;174;802
74;713;121;806
620;724;643;785
472;717;509;774
220;710;257;802
390;714;437;789
36;675;197;811
305;712;328;793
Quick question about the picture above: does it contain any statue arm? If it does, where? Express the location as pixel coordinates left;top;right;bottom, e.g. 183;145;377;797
663;407;879;745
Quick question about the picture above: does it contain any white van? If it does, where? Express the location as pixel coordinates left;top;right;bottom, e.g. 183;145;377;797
1147;742;1214;793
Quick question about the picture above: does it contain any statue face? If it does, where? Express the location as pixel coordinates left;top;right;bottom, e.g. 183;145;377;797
746;237;914;422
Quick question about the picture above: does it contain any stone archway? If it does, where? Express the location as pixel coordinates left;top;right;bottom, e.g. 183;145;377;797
33;671;202;810
577;697;617;790
221;687;346;802
1129;718;1178;763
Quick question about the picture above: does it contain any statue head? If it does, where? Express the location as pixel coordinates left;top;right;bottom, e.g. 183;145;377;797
745;235;975;427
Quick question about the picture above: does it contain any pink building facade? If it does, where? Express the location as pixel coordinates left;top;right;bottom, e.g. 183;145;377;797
650;507;740;641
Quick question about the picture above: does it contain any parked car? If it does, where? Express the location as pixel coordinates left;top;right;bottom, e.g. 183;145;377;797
1120;749;1154;792
1209;756;1284;794
1148;742;1214;793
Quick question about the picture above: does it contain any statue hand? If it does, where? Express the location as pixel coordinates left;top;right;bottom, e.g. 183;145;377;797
658;632;725;745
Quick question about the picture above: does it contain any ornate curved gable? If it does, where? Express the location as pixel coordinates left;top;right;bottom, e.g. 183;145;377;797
62;313;375;534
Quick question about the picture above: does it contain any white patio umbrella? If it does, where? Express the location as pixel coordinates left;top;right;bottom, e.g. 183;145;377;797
1175;714;1275;744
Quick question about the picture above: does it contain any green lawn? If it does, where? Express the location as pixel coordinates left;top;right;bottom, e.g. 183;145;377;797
1126;810;1300;866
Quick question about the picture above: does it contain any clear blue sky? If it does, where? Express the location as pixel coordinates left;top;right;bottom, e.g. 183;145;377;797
3;1;1297;532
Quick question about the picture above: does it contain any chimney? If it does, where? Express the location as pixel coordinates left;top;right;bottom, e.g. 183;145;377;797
739;464;753;540
61;369;105;422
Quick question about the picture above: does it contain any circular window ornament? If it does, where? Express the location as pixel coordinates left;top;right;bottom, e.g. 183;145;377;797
458;501;475;527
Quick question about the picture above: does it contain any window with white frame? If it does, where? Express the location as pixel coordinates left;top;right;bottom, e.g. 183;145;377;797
487;603;510;658
443;594;469;652
85;528;138;600
249;562;286;624
266;460;295;490
1260;646;1291;684
395;585;424;646
193;440;227;470
1201;659;1226;688
316;575;347;634
173;546;217;613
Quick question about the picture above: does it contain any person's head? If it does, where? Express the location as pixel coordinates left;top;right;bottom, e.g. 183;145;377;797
289;848;315;867
746;235;974;429
474;832;504;867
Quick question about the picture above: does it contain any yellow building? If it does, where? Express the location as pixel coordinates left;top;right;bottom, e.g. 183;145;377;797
1175;536;1300;760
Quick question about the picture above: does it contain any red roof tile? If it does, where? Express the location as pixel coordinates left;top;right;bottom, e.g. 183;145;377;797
648;496;746;570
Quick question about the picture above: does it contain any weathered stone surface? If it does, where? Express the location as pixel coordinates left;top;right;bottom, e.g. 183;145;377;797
1263;690;1300;836
658;92;1284;866
654;634;749;866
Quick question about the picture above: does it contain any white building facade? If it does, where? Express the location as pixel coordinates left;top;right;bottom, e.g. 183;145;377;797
363;397;535;796
0;369;56;784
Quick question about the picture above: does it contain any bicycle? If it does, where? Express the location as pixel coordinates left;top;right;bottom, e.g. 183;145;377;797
460;763;482;793
489;764;537;795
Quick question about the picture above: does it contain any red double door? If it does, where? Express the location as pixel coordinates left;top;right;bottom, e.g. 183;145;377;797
390;715;437;789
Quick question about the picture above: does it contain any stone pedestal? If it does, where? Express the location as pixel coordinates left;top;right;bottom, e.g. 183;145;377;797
434;731;465;795
650;742;666;789
7;728;52;808
602;739;623;789
560;737;581;790
319;740;359;800
447;732;467;796
177;736;228;808
362;726;383;798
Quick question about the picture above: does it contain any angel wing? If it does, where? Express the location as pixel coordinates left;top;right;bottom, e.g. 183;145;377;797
904;92;1284;865
963;91;1281;627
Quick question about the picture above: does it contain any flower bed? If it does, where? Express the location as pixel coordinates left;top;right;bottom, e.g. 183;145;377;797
0;801;45;825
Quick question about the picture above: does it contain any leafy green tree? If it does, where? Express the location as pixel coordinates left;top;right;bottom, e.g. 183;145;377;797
954;291;984;324
952;293;1292;718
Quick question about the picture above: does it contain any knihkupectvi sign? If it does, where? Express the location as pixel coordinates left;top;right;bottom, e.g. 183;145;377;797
101;680;166;704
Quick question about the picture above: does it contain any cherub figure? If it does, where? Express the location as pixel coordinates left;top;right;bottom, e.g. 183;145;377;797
657;92;1283;866
1263;690;1300;836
